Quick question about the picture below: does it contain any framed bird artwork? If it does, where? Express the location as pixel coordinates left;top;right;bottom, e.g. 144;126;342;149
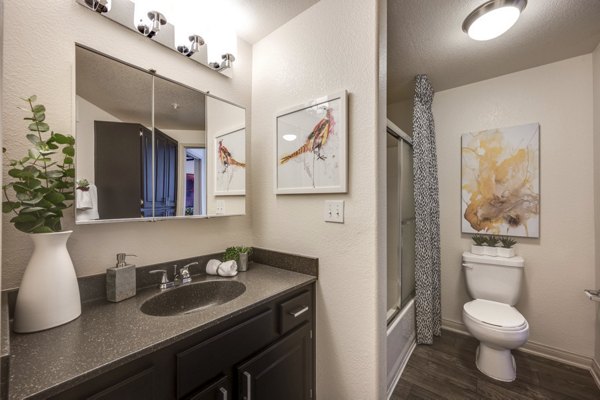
274;90;348;194
215;128;246;196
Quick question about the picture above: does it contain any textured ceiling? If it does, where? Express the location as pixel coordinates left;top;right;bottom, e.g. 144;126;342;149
232;0;320;44
388;0;600;103
76;46;206;130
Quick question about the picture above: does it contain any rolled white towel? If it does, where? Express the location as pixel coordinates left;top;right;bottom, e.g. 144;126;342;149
206;259;221;275
217;260;238;277
76;189;93;210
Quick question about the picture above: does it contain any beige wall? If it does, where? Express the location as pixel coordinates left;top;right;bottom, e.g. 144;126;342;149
593;43;600;365
388;98;413;136
434;55;597;357
251;0;385;397
2;0;253;289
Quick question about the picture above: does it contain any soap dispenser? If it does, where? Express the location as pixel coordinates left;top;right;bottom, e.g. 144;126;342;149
106;253;137;302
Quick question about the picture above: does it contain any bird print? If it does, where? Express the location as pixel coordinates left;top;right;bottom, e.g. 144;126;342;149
218;140;246;173
280;107;335;164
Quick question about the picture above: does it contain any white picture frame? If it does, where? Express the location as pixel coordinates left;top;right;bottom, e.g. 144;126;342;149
274;90;348;194
214;128;246;196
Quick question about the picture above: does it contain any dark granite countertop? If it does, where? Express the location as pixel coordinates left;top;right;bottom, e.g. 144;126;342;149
8;264;316;399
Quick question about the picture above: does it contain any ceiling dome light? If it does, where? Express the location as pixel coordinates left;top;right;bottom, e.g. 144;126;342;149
463;0;527;41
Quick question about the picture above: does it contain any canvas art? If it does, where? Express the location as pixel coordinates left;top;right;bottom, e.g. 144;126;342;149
215;128;246;195
275;91;347;194
461;123;540;238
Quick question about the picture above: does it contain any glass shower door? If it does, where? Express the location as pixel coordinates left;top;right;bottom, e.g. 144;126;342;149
400;141;415;308
386;131;415;323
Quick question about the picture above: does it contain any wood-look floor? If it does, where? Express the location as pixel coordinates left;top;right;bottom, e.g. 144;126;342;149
391;329;600;400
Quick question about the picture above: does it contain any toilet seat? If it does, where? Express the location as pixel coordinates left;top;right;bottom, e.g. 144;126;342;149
463;299;526;331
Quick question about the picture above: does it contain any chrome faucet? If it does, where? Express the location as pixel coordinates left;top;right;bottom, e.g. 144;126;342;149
149;269;175;290
179;262;198;285
149;262;198;289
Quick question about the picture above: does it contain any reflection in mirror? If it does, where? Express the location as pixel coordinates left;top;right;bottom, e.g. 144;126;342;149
153;77;207;217
206;98;246;216
75;45;246;223
75;46;153;222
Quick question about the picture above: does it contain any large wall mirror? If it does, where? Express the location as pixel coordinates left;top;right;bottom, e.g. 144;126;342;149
75;45;246;223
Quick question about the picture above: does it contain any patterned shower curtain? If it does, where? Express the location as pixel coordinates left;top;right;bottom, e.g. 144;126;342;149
412;74;441;344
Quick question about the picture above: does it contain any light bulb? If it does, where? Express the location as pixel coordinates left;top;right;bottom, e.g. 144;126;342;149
467;6;521;41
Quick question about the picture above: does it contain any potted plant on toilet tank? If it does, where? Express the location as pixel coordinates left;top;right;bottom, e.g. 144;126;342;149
471;234;516;258
2;95;80;333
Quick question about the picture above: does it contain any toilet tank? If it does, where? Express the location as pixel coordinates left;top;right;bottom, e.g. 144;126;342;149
462;252;524;305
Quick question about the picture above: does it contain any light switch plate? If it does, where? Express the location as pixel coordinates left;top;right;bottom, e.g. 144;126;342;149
324;200;344;223
216;200;225;215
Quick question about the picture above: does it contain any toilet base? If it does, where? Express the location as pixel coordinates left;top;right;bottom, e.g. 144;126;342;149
475;344;516;382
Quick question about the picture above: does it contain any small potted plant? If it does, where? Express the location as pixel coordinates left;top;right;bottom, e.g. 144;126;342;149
471;234;487;255
485;235;500;256
498;237;517;258
2;96;80;332
223;246;253;272
76;178;90;191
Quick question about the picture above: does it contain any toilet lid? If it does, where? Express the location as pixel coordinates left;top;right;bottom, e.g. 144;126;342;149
463;299;526;328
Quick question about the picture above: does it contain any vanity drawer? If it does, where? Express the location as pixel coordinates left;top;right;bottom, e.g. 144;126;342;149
279;291;312;334
177;309;276;399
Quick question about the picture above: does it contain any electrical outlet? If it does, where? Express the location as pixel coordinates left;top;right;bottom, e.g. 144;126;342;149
324;200;344;223
216;200;225;215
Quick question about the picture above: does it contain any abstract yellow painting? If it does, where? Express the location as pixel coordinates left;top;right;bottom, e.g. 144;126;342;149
461;123;540;238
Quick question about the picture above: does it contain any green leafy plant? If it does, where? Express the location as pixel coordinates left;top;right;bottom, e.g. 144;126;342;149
223;246;253;262
472;234;488;246
499;237;517;249
486;235;500;247
2;96;75;233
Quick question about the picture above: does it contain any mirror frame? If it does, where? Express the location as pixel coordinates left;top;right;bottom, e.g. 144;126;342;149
73;44;246;224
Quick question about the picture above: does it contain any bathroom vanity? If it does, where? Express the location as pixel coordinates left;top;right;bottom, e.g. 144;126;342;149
6;262;316;399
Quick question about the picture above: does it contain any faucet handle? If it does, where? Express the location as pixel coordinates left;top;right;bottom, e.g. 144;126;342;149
180;262;197;284
149;269;176;290
149;269;169;284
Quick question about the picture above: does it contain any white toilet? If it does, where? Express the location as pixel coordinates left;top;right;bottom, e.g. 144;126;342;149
462;251;529;382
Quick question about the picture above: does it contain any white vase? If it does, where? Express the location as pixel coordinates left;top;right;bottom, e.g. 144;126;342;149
471;245;486;255
483;246;498;257
497;247;516;258
14;230;81;333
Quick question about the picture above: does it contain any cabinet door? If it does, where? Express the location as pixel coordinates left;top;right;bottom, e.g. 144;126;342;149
238;323;312;400
94;121;144;219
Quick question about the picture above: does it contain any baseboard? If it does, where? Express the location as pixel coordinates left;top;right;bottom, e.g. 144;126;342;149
591;359;600;391
386;339;416;400
441;318;594;370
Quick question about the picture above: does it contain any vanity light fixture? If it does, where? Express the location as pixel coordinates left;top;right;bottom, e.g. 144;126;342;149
462;0;527;41
282;134;297;142
77;0;237;72
209;53;236;72
177;35;205;57
85;0;111;14
136;10;167;38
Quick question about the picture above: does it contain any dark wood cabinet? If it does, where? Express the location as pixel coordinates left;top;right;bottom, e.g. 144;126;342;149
238;323;312;400
94;121;178;219
94;121;148;219
50;284;315;400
